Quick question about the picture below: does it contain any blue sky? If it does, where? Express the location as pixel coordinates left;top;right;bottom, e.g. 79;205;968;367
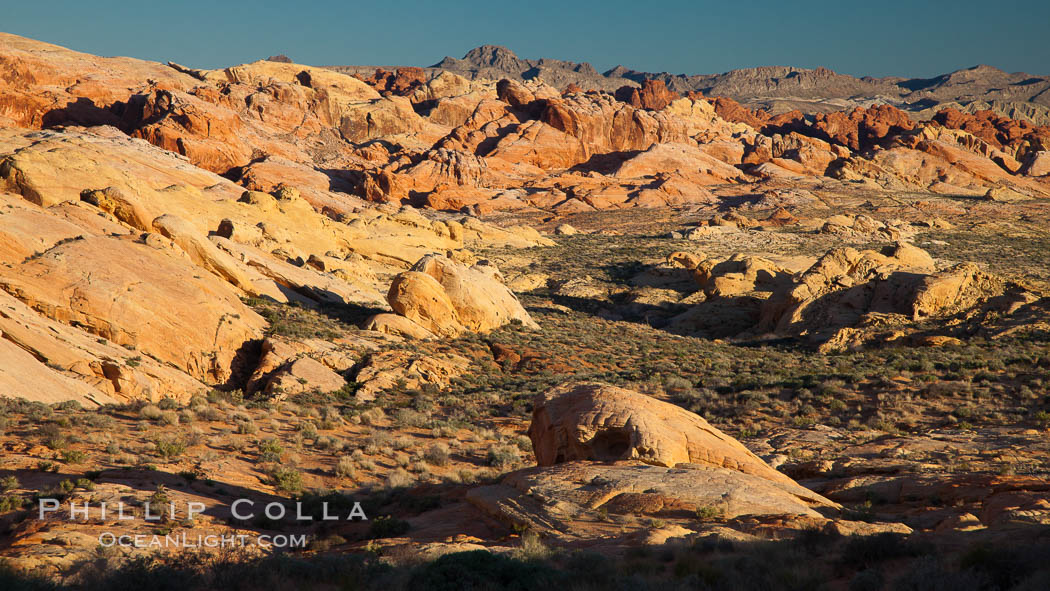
5;0;1049;78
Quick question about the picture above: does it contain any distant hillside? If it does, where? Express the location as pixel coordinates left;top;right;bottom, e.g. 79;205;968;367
326;45;1050;122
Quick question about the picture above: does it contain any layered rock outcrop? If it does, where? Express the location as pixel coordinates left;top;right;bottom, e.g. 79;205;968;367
2;33;1049;218
468;382;837;533
667;241;1027;352
614;79;679;111
0;122;549;405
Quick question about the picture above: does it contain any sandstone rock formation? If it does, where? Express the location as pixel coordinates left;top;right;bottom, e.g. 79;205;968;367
0;78;550;404
529;383;805;486
2;33;1049;220
386;255;538;337
387;271;463;337
415;46;1050;124
614;79;679;111
758;243;1021;350
354;349;470;401
468;382;837;533
666;241;1026;353
0;31;1046;408
354;67;427;96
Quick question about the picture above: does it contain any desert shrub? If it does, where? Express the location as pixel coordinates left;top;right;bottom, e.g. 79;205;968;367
367;515;410;539
0;476;18;493
157;410;179;425
52;400;82;412
268;467;303;494
194;406;224;421
841;533;919;568
424;443;450;467
317;407;341;430
258;438;283;463
61;450;87;464
408;550;559;591
37;424;69;450
359;408;385;426
487;444;520;468
72;413;114;429
36;460;58;473
139;404;163;421
291;421;316;442
695;505;724;520
386;468;413;489
334;457;356;479
153;436;187;459
394;408;427;428
313;435;340;451
513;531;552;561
390;435;414;451
235;417;258;435
364;432;392;454
0;495;27;512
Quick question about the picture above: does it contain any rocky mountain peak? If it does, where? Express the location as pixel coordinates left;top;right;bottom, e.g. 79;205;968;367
462;45;523;69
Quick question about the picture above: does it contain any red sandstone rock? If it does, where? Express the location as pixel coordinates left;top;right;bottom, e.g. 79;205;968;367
711;96;774;129
933;108;1050;157
562;82;584;95
769;105;916;151
614;79;679;111
354;67;427;96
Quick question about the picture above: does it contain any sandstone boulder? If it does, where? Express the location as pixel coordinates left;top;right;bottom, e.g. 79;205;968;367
387;271;463;337
264;357;347;396
1022;151;1050;176
468;381;838;534
387;255;538;337
79;187;154;231
528;382;821;495
755;243;1017;351
0;330;118;408
692;254;793;297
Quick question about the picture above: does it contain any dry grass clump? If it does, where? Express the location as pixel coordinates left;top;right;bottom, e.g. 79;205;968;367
424;443;450;467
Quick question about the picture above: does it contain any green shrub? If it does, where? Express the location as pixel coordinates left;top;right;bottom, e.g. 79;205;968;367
367;515;410;539
0;496;27;512
269;467;303;494
0;476;19;493
37;424;69;450
153;436;187;459
487;444;520;468
61;450;86;464
258;438;284;463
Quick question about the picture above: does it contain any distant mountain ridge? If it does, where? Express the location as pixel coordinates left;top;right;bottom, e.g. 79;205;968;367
326;45;1050;123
